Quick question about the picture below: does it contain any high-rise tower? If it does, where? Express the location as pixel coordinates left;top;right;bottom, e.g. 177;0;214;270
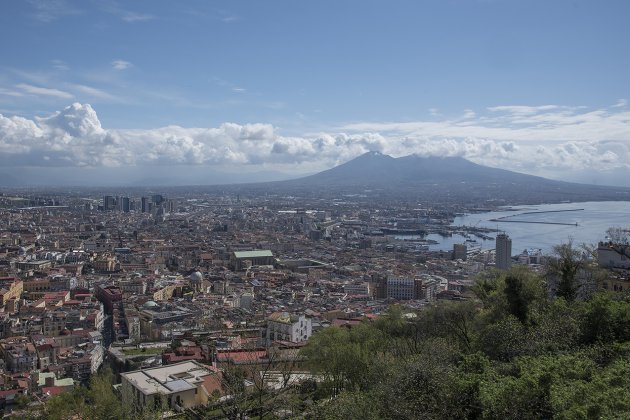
495;233;512;269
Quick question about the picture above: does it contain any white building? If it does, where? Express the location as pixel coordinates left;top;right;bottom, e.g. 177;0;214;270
517;248;544;265
343;282;371;296
598;242;630;270
265;312;312;345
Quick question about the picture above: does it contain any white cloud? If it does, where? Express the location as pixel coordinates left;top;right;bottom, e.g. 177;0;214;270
111;60;132;70
221;15;239;23
16;83;73;99
462;109;476;119
70;84;116;100
51;59;69;71
487;104;560;115
0;103;629;183
613;99;627;108
99;3;154;23
27;0;81;22
121;12;154;22
0;88;24;97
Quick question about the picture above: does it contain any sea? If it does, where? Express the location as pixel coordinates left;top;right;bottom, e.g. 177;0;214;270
410;201;630;255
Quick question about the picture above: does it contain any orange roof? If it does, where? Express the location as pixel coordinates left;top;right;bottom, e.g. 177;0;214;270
217;350;267;363
201;372;223;396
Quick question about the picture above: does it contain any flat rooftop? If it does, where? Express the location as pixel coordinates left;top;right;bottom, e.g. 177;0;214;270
233;250;273;259
121;360;213;395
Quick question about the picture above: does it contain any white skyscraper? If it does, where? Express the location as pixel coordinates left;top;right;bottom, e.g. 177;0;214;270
495;233;512;269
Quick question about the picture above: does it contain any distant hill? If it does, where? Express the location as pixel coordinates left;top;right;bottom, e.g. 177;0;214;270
269;152;630;203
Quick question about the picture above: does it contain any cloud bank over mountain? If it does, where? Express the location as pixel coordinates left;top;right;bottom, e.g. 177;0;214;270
1;102;629;185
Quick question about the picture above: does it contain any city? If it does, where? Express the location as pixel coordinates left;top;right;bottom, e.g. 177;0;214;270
2;0;630;418
0;185;628;417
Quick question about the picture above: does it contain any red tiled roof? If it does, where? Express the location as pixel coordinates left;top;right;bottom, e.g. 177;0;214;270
216;350;267;363
201;372;223;396
42;385;72;396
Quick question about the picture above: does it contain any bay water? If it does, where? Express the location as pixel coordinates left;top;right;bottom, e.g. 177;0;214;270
425;201;630;254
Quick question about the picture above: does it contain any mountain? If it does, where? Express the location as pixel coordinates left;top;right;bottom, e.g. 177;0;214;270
290;151;552;186
270;152;630;203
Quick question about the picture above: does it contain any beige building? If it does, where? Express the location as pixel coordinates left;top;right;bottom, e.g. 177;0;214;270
0;278;23;307
120;361;221;411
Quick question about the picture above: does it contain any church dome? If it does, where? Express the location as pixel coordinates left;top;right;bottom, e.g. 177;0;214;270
143;300;159;309
188;271;203;282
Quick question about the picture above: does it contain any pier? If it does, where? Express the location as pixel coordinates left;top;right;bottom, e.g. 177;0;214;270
488;208;582;226
489;219;578;226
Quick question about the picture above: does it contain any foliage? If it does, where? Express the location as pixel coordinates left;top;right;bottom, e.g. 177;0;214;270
300;266;630;419
546;241;591;301
22;369;160;420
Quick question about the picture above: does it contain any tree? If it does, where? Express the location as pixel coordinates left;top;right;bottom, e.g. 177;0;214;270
606;226;630;244
35;369;151;420
578;292;630;345
504;267;546;324
477;315;528;361
300;324;387;397
505;274;529;323
546;241;588;301
429;300;478;352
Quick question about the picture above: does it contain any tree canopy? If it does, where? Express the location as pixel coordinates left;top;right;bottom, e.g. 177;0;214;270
300;266;630;419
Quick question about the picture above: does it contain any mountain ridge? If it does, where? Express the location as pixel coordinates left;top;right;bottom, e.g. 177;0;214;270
263;151;630;204
290;151;563;187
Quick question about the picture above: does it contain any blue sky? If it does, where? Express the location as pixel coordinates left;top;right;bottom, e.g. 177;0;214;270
1;0;630;186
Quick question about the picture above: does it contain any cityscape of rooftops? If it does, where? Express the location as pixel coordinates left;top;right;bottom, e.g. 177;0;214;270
1;1;629;419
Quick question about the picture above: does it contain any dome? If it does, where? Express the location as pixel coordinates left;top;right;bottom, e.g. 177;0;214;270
143;300;159;309
188;271;203;282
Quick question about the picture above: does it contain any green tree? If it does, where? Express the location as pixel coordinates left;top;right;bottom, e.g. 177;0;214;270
477;315;528;361
579;292;630;344
300;324;386;397
505;274;529;323
546;241;588;301
428;300;478;352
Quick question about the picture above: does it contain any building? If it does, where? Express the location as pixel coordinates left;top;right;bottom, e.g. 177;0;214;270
15;260;52;271
265;312;312;345
386;276;423;300
597;242;630;270
151;194;164;206
103;195;116;211
0;278;23;307
0;337;37;373
343;282;371;297
95;285;122;312
119;197;131;213
495;233;512;269
517;248;544;265
120;361;221;411
600;274;630;293
230;250;274;271
452;243;467;261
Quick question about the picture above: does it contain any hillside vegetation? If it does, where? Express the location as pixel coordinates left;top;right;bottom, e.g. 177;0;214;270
302;266;630;419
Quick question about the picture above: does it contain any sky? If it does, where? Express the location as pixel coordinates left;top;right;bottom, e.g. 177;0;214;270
1;0;630;186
